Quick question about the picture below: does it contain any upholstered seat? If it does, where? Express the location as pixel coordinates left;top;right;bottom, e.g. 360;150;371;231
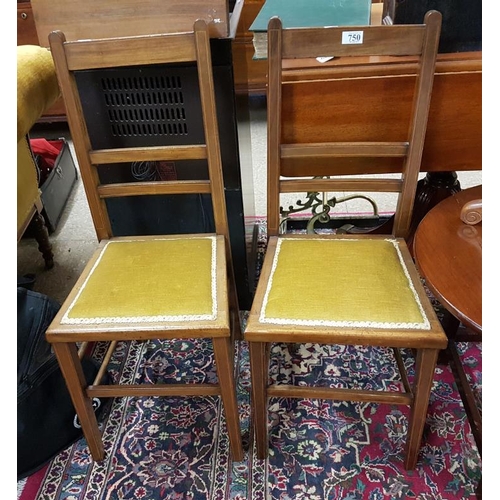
60;237;220;326
260;237;429;330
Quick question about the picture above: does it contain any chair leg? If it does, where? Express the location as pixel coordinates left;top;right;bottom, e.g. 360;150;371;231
249;341;269;460
212;337;243;461
52;342;105;461
404;347;439;470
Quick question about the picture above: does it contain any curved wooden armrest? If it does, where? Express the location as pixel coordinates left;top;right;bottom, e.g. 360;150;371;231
460;198;482;225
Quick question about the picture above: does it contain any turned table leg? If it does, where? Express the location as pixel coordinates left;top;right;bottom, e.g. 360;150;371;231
407;172;461;251
31;211;54;269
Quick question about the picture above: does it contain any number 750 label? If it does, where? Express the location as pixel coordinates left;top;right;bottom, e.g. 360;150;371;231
342;31;364;44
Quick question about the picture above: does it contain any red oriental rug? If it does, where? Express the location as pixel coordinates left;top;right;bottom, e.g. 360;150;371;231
17;225;482;499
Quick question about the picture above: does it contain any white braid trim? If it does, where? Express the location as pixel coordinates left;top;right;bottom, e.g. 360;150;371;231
61;236;218;324
259;237;431;330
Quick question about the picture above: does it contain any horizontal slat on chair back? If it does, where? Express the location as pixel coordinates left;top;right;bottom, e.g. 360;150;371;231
63;33;197;71
280;178;403;194
279;142;409;178
280;25;426;59
97;180;211;198
89;145;208;165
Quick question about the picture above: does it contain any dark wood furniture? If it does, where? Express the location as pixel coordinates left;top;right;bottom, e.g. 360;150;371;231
280;52;481;175
18;0;67;121
280;50;481;240
46;20;243;462
413;185;482;453
245;12;448;470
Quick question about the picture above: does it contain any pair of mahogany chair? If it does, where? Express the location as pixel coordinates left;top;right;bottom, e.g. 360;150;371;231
46;11;445;469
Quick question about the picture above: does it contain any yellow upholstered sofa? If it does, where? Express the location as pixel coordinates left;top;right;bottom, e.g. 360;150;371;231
17;45;60;268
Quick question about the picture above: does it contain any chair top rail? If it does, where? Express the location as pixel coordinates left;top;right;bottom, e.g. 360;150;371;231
50;31;198;71
272;11;441;60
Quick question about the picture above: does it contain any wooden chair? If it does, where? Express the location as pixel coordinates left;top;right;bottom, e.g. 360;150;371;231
46;20;243;462
245;11;447;470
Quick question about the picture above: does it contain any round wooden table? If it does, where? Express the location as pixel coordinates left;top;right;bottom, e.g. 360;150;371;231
413;184;482;487
413;185;482;333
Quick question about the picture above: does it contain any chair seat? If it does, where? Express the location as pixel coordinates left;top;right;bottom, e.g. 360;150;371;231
246;235;447;349
47;234;230;340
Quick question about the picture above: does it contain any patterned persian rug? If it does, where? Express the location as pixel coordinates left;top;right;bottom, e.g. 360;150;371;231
17;225;482;500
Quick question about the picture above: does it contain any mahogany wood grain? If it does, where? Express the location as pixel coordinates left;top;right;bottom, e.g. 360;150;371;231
17;2;38;45
460;198;482;225
231;0;267;93
280;178;403;193
281;52;481;174
248;342;269;460
414;185;482;480
413;185;482;332
63;35;198;71
17;2;67;121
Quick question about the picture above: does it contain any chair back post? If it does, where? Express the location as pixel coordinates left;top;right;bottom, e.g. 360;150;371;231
266;17;283;237
193;20;229;236
393;10;442;238
49;30;113;240
193;19;241;317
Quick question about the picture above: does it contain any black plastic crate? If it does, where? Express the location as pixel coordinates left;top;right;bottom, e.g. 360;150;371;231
35;138;78;233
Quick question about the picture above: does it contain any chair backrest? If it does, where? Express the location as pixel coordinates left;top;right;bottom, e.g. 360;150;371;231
49;20;229;242
266;11;442;239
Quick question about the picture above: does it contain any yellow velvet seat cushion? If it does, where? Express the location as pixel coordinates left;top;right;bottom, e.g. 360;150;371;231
62;236;216;324
17;45;61;142
260;238;429;329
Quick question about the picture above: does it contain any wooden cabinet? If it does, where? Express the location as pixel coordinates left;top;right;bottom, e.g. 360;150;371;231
17;1;38;45
17;0;67;121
